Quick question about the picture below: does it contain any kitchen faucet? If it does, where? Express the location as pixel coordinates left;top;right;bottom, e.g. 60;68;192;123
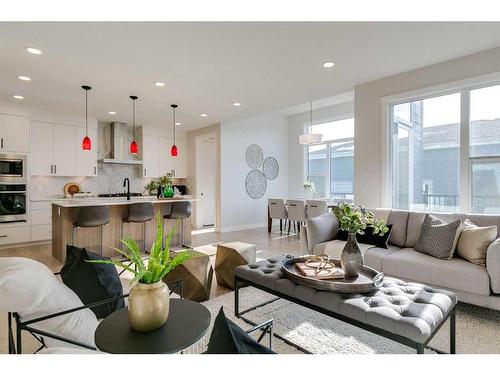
123;177;130;200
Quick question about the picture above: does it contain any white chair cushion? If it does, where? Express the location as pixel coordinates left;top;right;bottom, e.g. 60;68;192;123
0;257;98;349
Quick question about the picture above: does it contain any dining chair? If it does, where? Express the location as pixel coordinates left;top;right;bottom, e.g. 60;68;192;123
306;199;328;218
268;198;288;233
286;199;307;235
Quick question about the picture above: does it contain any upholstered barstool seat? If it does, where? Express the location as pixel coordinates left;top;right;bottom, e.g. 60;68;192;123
122;202;155;252
72;206;110;255
163;201;192;249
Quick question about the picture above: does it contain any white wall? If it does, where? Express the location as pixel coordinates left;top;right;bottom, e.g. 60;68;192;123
220;112;288;232
287;101;354;199
354;46;500;208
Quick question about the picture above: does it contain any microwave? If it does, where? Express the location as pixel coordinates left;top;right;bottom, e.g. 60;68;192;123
0;154;26;183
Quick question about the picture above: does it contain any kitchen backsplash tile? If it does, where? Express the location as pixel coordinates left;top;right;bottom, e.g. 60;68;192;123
30;164;153;199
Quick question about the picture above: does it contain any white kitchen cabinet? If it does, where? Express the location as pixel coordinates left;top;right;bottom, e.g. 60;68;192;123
31;122;94;177
30;201;52;241
172;139;187;178
158;137;187;178
52;125;76;176
0;114;30;153
0;226;31;245
31;122;54;175
75;127;97;176
143;135;161;178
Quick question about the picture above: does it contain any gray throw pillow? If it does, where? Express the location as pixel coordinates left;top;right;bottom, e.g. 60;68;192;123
415;214;462;260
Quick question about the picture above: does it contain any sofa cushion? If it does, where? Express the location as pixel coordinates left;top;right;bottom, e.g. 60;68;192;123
386;210;409;247
382;248;491;296
456;219;497;266
313;240;374;259
414;214;462;260
305;213;339;252
364;245;400;271
405;212;466;248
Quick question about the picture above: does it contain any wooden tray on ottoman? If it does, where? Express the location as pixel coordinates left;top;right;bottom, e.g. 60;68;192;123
281;256;384;294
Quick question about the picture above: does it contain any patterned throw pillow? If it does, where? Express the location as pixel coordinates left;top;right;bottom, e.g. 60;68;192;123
415;214;462;260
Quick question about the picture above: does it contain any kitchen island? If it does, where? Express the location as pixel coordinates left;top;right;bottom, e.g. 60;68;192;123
51;196;195;263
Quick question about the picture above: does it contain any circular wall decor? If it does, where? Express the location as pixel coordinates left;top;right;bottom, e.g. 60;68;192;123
262;156;279;180
245;169;267;199
246;144;264;169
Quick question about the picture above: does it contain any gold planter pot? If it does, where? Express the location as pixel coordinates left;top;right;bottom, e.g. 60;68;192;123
128;281;170;331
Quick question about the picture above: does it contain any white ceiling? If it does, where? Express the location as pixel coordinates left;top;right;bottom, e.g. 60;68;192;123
1;22;500;131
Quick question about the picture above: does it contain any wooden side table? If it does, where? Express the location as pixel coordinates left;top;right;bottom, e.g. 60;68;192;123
163;250;213;302
215;241;256;289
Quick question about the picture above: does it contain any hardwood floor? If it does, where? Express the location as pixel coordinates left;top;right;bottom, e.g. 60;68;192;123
0;225;304;354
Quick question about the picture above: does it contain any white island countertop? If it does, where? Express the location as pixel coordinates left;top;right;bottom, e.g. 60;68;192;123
50;195;196;208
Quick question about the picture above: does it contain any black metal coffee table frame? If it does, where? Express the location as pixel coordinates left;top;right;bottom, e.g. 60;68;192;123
234;276;456;354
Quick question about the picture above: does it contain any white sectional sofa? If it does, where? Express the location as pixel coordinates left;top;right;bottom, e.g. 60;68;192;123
301;209;500;311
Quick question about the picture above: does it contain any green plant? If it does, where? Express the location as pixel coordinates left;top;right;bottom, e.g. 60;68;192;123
145;180;159;194
333;202;389;236
88;212;192;285
159;173;172;187
303;180;315;191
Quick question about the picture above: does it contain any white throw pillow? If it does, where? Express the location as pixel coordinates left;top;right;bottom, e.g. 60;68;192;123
456;219;497;266
0;257;98;349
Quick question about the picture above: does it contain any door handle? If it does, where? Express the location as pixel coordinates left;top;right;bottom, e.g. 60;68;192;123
0;234;7;238
50;165;53;174
1;138;3;148
54;165;57;174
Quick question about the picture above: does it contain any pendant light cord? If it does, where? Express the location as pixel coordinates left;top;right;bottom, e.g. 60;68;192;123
173;106;176;145
85;89;88;137
132;98;136;139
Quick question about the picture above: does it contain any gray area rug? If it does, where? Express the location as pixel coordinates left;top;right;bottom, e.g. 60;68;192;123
202;286;500;354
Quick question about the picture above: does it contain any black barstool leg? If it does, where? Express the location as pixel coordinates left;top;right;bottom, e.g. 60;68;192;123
279;219;282;233
287;220;291;235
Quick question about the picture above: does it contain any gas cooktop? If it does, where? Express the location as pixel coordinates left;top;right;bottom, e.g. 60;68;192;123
97;193;143;198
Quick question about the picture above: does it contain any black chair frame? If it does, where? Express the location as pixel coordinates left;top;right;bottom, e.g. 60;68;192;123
7;279;183;354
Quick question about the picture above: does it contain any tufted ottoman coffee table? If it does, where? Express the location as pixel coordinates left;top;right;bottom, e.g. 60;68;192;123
234;257;457;354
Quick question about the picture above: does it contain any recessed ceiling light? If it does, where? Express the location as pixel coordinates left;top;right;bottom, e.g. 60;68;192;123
18;76;31;81
108;111;117;115
13;95;24;100
200;113;207;117
154;81;165;87
323;61;335;68
233;102;241;107
175;122;181;126
26;47;42;55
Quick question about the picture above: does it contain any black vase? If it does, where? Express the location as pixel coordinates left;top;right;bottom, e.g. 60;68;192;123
341;233;363;277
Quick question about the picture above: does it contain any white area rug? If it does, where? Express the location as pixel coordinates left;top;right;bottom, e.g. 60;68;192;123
202;286;500;354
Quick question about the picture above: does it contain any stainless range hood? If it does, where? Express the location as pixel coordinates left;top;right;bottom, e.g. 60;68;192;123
98;122;143;165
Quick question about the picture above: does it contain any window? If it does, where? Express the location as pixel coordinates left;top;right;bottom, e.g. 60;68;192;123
306;118;354;202
470;85;500;213
389;82;500;213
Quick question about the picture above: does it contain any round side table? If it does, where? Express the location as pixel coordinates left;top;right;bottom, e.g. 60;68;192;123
94;299;211;354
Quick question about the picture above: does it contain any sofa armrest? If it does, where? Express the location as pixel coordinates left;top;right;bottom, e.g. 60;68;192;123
303;213;339;254
487;238;500;294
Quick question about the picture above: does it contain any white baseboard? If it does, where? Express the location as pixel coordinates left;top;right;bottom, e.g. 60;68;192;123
219;222;267;233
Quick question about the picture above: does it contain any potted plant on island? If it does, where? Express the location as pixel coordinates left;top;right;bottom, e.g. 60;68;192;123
333;202;389;277
88;212;192;331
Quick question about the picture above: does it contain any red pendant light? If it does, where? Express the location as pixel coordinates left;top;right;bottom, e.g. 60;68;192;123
81;85;92;150
170;104;178;157
130;95;138;155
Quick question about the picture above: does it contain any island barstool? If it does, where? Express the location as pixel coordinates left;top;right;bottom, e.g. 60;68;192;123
72;206;110;255
163;201;192;250
121;202;155;253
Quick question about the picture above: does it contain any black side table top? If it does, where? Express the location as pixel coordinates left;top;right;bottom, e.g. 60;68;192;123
94;299;211;354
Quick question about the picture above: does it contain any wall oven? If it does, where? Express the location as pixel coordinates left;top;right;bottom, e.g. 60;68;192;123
0;154;27;223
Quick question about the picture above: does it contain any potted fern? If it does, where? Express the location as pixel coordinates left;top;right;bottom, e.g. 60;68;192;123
333;202;389;277
89;212;192;331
